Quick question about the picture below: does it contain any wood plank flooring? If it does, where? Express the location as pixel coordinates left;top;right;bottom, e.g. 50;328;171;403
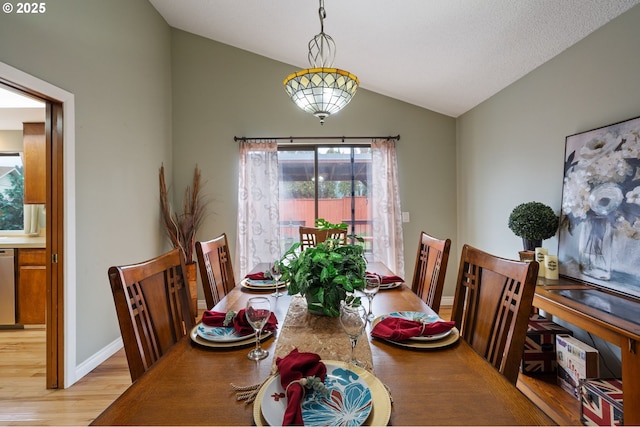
0;306;453;426
0;326;130;426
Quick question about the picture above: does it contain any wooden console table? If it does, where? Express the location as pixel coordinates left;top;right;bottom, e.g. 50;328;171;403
520;277;640;425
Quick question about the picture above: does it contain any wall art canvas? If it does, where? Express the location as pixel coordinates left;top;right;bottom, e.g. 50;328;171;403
558;115;640;299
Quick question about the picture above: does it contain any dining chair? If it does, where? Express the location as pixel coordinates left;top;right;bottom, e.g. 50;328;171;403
410;231;451;312
451;244;539;384
108;248;194;382
195;233;236;310
299;226;347;250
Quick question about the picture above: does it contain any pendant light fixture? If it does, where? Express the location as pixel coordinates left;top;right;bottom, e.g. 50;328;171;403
283;0;359;125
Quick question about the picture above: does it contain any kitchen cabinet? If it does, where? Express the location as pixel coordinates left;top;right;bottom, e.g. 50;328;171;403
16;248;46;325
23;122;46;204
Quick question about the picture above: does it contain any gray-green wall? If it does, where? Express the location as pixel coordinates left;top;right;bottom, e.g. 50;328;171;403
0;0;172;380
457;4;640;375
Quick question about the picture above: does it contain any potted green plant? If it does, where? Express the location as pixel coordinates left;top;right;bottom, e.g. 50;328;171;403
508;201;559;251
280;219;366;317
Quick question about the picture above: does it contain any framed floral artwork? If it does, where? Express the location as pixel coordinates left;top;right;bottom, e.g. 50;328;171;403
558;115;640;299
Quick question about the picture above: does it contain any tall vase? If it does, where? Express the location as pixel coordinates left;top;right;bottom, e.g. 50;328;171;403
186;261;198;320
578;216;613;280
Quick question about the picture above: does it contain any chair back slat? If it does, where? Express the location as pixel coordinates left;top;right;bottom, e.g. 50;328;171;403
299;226;347;250
451;244;538;384
108;249;193;382
195;233;236;310
410;231;451;312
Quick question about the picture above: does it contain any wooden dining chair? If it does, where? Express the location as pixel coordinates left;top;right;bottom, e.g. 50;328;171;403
410;231;451;312
108;248;194;382
451;244;539;384
299;226;347;250
195;233;236;310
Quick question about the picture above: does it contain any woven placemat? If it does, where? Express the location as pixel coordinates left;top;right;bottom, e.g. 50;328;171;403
272;295;374;373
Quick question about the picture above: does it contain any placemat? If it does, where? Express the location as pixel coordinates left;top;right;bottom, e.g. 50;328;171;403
272;295;375;373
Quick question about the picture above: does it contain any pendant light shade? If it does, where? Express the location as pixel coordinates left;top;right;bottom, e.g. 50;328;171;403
283;0;359;125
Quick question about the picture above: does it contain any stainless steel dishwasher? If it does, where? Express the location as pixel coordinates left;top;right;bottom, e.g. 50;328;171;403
0;248;16;325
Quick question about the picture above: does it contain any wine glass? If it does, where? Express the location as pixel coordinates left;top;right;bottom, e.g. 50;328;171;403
270;260;284;298
339;302;367;366
245;297;271;361
363;274;381;320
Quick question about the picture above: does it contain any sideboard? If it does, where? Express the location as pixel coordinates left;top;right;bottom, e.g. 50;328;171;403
517;276;640;425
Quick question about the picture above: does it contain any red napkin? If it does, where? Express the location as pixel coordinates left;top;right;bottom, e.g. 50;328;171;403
371;317;455;341
201;309;278;335
245;272;267;280
276;349;327;426
365;272;404;284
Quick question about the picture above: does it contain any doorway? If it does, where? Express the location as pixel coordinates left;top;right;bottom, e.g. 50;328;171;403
0;76;65;389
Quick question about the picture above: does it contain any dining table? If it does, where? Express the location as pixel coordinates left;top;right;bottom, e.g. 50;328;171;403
91;262;553;426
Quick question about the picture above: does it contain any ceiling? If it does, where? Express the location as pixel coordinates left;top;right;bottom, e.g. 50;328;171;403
148;0;639;118
1;1;638;131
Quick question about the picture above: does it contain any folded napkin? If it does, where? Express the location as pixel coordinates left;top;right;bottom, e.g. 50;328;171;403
365;272;404;284
245;271;267;280
201;309;278;335
276;349;327;426
371;317;455;342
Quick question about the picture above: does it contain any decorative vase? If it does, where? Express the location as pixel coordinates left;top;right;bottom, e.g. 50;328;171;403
578;216;613;280
522;238;542;251
185;261;198;319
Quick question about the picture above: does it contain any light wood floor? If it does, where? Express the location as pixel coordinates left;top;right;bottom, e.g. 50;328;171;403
0;326;131;426
0;306;453;426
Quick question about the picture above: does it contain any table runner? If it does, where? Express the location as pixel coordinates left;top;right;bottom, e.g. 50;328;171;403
272;296;375;373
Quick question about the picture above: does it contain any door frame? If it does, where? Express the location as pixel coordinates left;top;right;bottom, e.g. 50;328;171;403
0;61;76;388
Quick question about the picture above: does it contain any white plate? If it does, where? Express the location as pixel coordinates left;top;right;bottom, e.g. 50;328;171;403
259;361;373;427
195;324;253;343
189;324;272;349
378;281;403;290
380;311;453;341
241;278;288;290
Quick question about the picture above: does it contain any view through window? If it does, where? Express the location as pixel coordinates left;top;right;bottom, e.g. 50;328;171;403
0;152;24;230
278;145;372;254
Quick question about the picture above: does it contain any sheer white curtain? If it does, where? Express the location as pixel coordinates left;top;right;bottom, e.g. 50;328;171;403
236;140;281;277
371;139;405;279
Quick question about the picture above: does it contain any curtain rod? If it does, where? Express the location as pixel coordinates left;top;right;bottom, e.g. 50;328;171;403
233;135;400;143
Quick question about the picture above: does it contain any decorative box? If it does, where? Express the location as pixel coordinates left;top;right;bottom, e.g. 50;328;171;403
581;378;623;426
521;314;572;374
556;334;600;400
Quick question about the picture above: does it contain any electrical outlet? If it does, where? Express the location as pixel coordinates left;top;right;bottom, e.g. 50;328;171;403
402;212;410;223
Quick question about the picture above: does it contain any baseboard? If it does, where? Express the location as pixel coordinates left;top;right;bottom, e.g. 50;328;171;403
74;336;123;381
441;296;454;306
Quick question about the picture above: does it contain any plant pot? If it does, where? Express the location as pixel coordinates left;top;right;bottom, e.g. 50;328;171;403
522;238;542;251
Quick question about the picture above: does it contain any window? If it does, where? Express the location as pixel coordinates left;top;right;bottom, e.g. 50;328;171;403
0;152;24;231
278;145;372;253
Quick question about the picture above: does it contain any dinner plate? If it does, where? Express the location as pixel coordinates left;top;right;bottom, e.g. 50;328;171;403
378;281;403;290
254;361;391;427
195;324;253;343
382;311;451;341
371;315;460;349
241;278;288;291
189;324;272;348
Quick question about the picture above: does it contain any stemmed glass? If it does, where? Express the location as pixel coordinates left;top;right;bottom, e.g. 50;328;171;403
363;274;381;320
245;297;271;361
270;260;284;298
339;302;367;366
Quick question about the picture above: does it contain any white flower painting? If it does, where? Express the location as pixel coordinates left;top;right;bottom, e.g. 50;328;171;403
559;115;640;299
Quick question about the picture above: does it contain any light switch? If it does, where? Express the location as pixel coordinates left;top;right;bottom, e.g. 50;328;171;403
402;212;410;223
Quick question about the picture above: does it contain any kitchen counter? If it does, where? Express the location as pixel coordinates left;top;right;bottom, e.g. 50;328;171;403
0;236;46;248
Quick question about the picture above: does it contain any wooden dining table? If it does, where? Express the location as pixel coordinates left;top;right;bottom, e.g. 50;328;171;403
92;262;553;426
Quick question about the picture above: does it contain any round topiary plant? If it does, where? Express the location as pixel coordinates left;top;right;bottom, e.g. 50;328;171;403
508;201;559;250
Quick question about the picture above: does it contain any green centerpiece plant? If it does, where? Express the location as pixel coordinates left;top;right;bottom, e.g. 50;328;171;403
508;201;559;251
280;219;366;317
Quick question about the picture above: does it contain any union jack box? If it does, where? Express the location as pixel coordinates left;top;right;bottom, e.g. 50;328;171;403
581;378;623;426
520;314;572;374
556;334;600;400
